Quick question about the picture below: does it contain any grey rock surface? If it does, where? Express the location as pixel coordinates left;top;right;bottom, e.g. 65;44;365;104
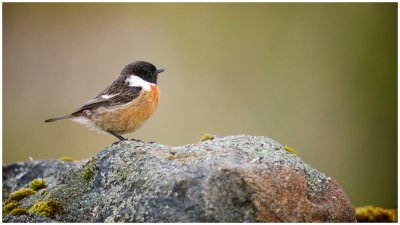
2;135;356;222
3;160;82;200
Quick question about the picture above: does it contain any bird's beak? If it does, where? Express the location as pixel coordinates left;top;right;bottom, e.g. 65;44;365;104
157;68;165;74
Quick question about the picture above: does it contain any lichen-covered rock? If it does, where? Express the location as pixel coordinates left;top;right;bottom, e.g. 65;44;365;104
2;135;356;222
2;159;82;200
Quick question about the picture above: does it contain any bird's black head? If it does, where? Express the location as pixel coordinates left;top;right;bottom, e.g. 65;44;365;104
120;61;164;84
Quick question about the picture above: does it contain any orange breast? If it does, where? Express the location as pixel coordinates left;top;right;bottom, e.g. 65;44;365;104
94;85;160;134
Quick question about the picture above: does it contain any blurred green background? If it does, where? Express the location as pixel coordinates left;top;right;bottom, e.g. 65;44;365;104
3;3;397;208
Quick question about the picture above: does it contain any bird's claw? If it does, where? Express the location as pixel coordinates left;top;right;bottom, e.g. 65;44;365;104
130;138;144;142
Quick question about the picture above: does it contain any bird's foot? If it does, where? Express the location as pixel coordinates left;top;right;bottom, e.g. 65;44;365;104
111;141;120;146
111;140;127;146
130;138;144;142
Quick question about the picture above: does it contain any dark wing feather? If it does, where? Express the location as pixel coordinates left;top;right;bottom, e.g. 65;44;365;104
71;85;142;116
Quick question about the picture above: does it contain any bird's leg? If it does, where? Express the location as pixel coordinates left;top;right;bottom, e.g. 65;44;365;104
107;131;127;142
107;131;144;143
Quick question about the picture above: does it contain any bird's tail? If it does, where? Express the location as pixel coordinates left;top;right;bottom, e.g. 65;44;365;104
44;114;72;123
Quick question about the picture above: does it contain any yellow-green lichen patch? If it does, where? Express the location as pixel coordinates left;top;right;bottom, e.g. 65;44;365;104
10;208;28;216
29;200;63;217
162;155;175;160
3;201;18;214
356;205;397;222
200;134;215;142
58;156;75;161
8;188;36;202
3;188;36;215
284;146;297;155
83;160;95;181
29;179;47;191
200;134;215;141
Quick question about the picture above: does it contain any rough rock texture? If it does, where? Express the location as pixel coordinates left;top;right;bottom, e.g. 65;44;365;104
2;135;356;222
3;160;81;200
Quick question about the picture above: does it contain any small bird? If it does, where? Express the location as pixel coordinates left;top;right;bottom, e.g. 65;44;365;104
45;61;164;141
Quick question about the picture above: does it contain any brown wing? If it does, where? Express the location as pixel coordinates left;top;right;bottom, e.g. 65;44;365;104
71;86;142;116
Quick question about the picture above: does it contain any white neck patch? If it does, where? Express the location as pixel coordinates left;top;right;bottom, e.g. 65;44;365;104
125;75;151;91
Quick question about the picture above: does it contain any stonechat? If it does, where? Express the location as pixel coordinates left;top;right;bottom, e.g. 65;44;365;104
45;61;164;141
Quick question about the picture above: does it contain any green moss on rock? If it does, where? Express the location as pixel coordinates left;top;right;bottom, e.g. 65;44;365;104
356;205;397;222
29;200;63;217
29;179;47;191
284;146;297;155
10;208;28;216
58;156;75;161
83;160;95;181
200;134;215;141
3;201;18;214
8;188;36;202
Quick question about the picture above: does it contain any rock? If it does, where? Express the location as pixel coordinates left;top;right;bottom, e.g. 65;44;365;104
2;135;356;222
2;160;82;200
